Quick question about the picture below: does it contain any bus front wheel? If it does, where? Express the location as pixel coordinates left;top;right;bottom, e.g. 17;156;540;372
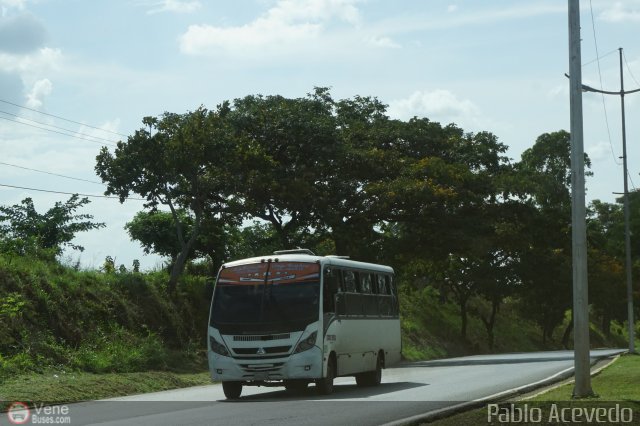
222;381;243;399
316;357;335;395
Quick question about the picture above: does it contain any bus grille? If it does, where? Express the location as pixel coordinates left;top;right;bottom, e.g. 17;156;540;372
233;346;291;355
240;363;285;373
233;334;290;341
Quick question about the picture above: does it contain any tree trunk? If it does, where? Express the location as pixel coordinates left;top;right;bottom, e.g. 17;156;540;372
166;197;202;293
480;297;500;351
601;315;611;338
332;225;350;256
460;301;468;339
561;311;573;349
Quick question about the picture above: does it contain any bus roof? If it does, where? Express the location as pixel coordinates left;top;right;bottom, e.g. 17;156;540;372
221;254;394;274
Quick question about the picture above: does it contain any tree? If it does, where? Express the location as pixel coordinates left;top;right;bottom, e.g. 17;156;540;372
512;130;591;344
228;88;340;248
0;195;105;258
96;105;239;290
125;210;192;263
125;209;242;275
587;199;631;337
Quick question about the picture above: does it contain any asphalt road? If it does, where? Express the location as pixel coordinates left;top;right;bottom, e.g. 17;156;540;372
9;349;626;426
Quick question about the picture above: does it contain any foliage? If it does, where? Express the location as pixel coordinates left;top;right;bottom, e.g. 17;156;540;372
512;131;581;344
0;195;105;258
96;106;240;290
0;253;210;381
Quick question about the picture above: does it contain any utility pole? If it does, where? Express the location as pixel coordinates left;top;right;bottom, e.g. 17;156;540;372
577;48;639;355
568;0;593;398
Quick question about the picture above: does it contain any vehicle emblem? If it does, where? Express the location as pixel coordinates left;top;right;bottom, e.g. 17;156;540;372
257;347;266;355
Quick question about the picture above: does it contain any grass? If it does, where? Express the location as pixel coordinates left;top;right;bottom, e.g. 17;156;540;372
423;354;640;425
535;354;640;402
0;370;212;410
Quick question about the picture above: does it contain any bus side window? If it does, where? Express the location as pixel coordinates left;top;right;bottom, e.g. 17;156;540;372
385;275;394;295
323;267;338;314
334;269;348;316
376;274;387;295
359;272;372;294
389;275;399;315
343;270;357;293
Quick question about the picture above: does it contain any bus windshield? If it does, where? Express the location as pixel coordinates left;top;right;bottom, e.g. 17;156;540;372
210;262;320;334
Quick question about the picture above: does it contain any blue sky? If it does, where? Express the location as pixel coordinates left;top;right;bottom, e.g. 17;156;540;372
1;0;639;270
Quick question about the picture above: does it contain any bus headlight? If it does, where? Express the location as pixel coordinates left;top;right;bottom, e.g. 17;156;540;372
294;331;317;353
210;336;230;356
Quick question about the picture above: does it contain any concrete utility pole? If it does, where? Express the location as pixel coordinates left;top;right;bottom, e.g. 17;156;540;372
568;0;594;398
578;49;639;355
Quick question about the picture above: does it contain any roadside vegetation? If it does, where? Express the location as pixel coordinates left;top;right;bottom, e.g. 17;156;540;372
0;251;633;405
1;88;638;404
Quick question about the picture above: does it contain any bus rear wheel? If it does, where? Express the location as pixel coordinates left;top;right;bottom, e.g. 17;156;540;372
356;353;382;387
222;381;243;399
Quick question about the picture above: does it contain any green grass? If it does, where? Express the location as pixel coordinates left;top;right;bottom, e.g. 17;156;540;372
0;370;212;409
423;354;640;425
535;353;640;401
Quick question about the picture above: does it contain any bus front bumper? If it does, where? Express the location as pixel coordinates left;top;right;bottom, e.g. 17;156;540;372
208;346;323;382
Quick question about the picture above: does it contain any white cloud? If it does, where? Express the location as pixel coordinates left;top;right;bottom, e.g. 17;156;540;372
0;0;26;8
179;0;362;56
371;3;565;35
388;89;480;122
26;77;52;108
599;1;640;23
0;47;61;108
366;35;400;49
0;0;26;16
447;4;458;13
75;118;122;142
0;47;62;76
263;0;361;25
147;0;201;15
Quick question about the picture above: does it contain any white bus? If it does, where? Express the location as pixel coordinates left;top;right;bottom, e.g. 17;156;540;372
207;249;401;399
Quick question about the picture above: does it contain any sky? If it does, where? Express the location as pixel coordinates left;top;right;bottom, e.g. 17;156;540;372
1;0;639;271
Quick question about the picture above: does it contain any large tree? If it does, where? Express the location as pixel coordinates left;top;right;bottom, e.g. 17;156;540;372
513;130;591;344
96;105;239;290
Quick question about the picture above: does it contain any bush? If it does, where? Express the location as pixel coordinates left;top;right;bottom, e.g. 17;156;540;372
0;253;210;377
72;326;168;373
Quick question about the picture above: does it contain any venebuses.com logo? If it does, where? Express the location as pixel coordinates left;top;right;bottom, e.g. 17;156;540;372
5;402;72;424
7;402;30;424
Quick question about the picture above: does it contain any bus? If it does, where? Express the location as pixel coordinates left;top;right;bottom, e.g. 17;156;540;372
207;249;401;399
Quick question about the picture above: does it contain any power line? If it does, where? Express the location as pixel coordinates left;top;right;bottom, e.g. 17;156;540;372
588;0;620;166
622;50;640;89
0;161;105;185
0;110;120;145
0;98;129;138
582;48;618;67
0;183;146;201
0;116;118;147
628;171;637;192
